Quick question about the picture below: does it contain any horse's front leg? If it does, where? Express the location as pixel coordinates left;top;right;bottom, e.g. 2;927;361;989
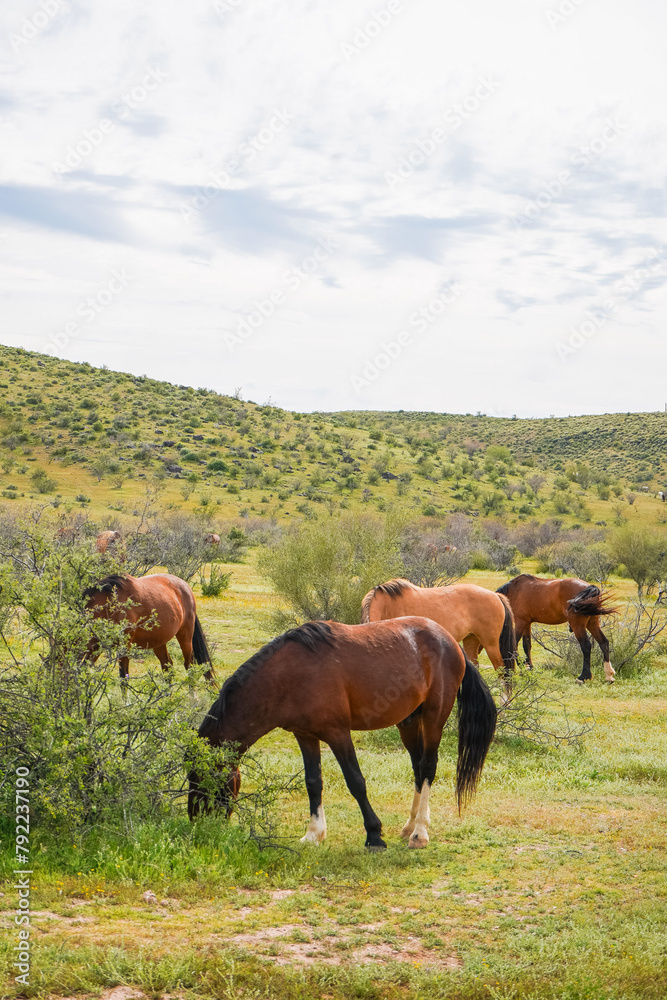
295;734;326;844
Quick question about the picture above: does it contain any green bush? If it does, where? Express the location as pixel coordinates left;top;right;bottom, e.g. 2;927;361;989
258;512;403;624
199;565;232;597
608;524;665;596
0;510;225;832
30;467;57;493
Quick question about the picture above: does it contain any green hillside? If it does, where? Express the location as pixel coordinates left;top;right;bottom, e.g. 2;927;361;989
0;344;665;530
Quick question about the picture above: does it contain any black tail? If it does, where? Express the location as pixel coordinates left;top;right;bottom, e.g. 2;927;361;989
192;615;213;665
456;657;497;814
498;594;517;680
567;585;618;618
496;580;512;597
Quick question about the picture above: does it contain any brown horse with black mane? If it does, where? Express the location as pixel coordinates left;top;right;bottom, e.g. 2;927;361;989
497;574;618;683
84;573;214;681
361;579;516;693
189;617;497;850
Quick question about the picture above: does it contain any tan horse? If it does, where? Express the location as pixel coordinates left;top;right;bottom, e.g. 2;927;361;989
84;573;214;681
361;579;515;692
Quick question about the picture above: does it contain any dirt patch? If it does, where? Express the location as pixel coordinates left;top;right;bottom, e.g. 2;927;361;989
101;989;146;1000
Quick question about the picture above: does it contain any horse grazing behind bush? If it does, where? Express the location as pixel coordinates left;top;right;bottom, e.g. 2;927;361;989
84;572;214;681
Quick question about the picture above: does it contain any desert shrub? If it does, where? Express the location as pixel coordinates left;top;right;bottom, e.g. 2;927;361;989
608;524;665;596
124;512;222;581
532;601;666;678
0;511;224;832
30;467;57;493
399;524;471;587
259;512;402;624
199;565;232;597
535;541;614;583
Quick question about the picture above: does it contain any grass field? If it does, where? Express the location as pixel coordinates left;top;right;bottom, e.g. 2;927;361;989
2;556;666;1000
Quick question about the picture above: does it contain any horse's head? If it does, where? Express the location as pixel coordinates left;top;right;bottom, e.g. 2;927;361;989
188;765;240;820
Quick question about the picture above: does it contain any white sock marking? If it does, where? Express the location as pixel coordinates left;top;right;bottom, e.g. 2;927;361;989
300;804;326;844
401;787;421;838
604;661;616;683
409;782;431;848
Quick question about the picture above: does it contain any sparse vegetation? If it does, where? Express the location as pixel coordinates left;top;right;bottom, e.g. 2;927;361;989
1;348;667;998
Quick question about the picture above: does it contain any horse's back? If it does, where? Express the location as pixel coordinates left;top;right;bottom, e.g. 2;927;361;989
271;617;464;733
508;575;591;624
371;582;503;641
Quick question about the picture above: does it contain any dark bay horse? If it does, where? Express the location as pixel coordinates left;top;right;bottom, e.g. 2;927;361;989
497;574;618;683
189;617;497;850
84;573;214;680
361;579;516;693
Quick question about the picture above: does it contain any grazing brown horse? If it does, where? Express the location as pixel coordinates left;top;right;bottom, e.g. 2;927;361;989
497;575;618;683
361;579;516;692
188;617;497;850
84;573;214;681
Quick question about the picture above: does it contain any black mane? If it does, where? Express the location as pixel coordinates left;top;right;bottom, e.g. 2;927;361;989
83;574;129;600
374;578;413;598
202;621;334;731
497;573;536;596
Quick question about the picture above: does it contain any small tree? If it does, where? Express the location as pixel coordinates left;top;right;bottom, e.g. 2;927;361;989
609;524;665;597
259;513;403;624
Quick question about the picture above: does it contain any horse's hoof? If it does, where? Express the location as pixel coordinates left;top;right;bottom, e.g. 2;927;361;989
366;838;387;852
300;833;322;845
408;833;429;849
400;824;415;839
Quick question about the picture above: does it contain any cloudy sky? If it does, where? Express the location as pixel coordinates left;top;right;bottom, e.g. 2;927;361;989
0;0;666;416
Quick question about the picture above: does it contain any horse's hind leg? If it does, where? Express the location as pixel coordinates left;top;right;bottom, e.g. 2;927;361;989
153;643;173;673
461;635;483;664
396;711;424;838
570;616;593;683
522;625;533;670
406;707;446;850
295;734;326;844
327;732;385;851
477;635;511;701
588;618;615;682
177;623;214;683
176;627;193;670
